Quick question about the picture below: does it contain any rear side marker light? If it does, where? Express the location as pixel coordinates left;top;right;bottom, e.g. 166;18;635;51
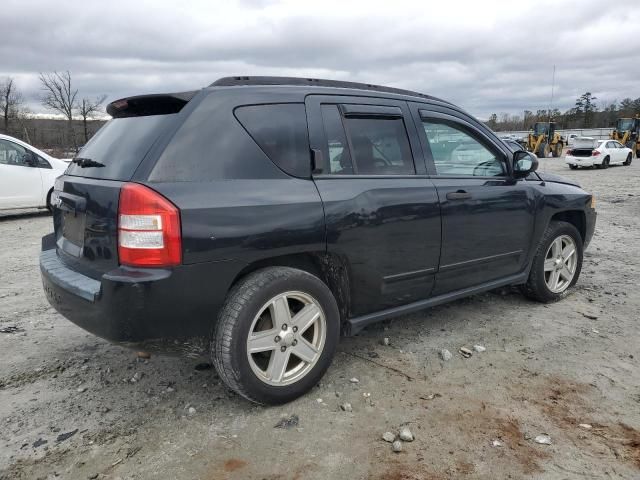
118;183;181;267
592;150;600;156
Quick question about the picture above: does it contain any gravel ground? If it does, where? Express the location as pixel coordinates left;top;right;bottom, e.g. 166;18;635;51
1;157;639;480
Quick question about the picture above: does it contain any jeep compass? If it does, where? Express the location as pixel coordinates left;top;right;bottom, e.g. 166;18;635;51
40;76;596;404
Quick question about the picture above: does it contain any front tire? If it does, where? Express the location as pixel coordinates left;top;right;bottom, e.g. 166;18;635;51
521;221;583;303
212;267;340;405
46;188;54;213
537;142;549;158
624;153;632;166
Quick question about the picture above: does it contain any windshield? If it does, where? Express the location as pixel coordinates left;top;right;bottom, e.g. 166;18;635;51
533;123;549;135
65;114;178;180
616;119;635;132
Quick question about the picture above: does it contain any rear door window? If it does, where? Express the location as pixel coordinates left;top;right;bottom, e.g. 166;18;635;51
321;105;353;174
235;104;310;178
343;117;415;175
65;114;178;180
320;105;415;175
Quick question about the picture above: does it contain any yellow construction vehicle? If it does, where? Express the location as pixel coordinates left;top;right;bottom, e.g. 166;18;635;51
610;116;640;158
527;122;564;158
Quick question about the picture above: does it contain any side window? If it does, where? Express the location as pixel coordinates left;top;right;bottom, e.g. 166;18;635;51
0;140;27;166
320;105;415;175
422;120;505;176
235;103;310;178
342;116;415;175
321;105;353;174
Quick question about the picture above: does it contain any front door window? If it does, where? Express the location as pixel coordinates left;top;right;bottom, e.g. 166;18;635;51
421;121;505;176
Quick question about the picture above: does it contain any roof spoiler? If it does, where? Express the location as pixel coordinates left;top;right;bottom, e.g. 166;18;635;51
106;91;197;118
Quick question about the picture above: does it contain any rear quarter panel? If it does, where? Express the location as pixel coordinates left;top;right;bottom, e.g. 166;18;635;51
149;179;326;266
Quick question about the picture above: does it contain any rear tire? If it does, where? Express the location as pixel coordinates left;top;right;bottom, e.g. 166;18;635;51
211;267;340;405
552;143;562;157
569;164;578;170
624;153;632;166
602;156;610;169
520;221;583;303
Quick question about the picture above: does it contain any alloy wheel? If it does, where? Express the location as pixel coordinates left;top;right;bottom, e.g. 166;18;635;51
246;291;326;386
543;235;578;293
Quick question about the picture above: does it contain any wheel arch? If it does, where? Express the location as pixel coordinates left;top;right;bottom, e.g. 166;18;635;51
229;252;352;330
550;210;586;243
45;187;54;211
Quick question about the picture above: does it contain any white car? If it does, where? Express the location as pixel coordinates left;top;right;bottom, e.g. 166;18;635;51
0;134;69;210
565;138;633;169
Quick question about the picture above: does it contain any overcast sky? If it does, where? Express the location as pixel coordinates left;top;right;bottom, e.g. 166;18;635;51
2;0;639;120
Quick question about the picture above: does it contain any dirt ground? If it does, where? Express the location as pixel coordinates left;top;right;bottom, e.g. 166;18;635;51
1;157;639;480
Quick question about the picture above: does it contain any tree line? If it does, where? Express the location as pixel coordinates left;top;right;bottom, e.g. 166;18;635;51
3;76;640;148
0;72;106;153
485;92;640;132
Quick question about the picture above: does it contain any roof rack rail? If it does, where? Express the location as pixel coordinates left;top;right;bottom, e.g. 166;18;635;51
210;76;440;101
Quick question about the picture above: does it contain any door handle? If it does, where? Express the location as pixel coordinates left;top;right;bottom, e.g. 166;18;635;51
446;190;471;201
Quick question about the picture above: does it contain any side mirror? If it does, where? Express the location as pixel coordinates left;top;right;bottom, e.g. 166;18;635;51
513;150;538;177
22;151;37;167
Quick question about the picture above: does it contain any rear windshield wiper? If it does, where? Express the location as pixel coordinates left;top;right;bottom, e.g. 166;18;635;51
72;157;105;168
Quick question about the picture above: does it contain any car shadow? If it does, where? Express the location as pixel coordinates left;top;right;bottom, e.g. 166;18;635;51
0;209;50;222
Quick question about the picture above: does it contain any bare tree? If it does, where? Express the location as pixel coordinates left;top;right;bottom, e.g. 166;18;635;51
39;71;78;151
0;77;24;134
77;95;107;143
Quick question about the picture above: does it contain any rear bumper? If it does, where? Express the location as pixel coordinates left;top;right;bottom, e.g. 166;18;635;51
565;156;600;166
40;236;238;356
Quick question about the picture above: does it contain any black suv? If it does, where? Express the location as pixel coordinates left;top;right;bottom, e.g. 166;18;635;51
40;77;596;404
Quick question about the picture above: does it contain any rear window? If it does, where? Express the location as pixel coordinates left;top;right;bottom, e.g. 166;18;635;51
234;104;310;177
65;114;177;180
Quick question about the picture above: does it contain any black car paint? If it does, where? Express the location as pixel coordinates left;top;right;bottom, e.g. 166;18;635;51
40;83;596;354
535;171;581;188
305;95;441;314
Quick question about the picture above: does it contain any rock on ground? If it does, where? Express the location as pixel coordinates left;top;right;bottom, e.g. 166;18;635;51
399;427;414;442
439;349;453;361
382;432;395;443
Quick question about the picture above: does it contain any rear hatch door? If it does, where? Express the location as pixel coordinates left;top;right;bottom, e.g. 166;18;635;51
53;92;195;279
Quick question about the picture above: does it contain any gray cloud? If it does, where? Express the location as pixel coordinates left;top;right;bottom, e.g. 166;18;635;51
1;0;639;119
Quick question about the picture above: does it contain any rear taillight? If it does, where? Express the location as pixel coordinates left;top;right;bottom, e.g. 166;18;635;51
592;150;600;156
566;149;572;155
118;183;181;267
